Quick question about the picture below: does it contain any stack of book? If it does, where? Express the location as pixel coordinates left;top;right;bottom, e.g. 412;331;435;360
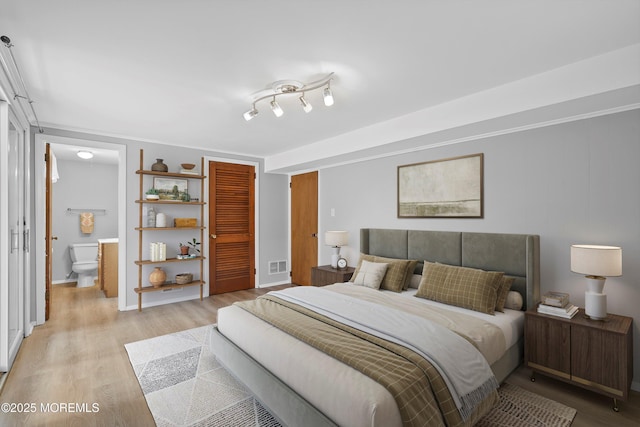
537;291;578;318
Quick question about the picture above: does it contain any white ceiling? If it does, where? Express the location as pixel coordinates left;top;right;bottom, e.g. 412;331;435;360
1;1;639;172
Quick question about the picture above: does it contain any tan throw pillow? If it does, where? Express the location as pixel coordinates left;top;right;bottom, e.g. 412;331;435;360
495;276;515;312
504;291;524;310
350;254;416;293
373;256;416;292
352;260;388;289
415;262;504;315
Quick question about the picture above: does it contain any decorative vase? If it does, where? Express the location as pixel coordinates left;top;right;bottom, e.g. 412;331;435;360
156;212;167;228
147;207;156;227
149;267;166;288
151;159;168;172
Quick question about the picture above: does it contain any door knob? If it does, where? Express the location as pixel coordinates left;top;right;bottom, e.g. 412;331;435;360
311;233;317;238
52;236;58;240
210;234;217;239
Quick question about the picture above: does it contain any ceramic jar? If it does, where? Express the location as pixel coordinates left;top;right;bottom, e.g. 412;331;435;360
149;267;166;288
156;212;167;228
151;159;168;172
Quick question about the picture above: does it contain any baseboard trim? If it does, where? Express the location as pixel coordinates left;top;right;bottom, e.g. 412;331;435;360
123;293;202;311
257;280;290;288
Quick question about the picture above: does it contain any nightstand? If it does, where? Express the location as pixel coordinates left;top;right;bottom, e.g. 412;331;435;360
311;265;355;287
525;307;633;411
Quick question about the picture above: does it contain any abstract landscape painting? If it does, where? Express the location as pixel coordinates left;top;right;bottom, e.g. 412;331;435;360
398;153;483;218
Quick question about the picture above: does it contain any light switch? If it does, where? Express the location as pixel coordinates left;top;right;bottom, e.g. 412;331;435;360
330;208;335;217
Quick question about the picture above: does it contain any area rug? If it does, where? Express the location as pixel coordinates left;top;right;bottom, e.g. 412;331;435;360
476;382;577;427
125;325;281;426
125;325;576;427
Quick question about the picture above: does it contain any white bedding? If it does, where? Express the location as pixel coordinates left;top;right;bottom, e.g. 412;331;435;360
395;288;525;351
216;283;525;427
218;303;402;427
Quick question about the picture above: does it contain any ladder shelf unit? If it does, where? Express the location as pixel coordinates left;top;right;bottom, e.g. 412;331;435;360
135;149;206;311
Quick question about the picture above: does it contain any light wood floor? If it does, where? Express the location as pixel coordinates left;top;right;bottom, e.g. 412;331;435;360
0;283;638;426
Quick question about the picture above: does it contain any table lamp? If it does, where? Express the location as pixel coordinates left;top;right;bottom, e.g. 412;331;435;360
570;244;622;320
325;231;348;268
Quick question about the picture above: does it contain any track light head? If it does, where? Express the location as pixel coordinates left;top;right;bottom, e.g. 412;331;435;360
323;85;334;107
243;105;258;121
270;98;284;117
299;95;313;113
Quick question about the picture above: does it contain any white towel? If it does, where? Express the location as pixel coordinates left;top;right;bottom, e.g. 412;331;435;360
50;149;60;183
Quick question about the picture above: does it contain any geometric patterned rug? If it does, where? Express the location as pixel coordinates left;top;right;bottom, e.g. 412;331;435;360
126;325;576;427
124;325;281;427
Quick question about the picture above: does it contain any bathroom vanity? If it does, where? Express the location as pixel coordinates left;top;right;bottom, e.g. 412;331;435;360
98;239;118;298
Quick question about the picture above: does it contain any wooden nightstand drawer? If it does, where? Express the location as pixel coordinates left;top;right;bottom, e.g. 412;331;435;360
311;265;355;287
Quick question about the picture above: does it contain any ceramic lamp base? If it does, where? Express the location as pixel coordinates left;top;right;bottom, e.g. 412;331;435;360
584;276;607;320
330;247;341;269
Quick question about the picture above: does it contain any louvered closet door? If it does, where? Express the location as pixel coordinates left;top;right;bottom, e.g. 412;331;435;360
209;162;255;294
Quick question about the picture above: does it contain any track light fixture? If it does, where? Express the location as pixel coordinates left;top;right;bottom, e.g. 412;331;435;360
243;72;334;121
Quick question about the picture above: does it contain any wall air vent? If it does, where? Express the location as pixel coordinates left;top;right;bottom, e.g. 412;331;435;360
269;260;287;275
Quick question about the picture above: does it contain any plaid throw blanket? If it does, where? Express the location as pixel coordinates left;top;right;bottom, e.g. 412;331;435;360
236;288;499;427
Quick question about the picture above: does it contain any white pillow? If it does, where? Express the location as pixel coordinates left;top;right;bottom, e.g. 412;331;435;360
409;274;422;289
504;291;523;310
352;260;388;289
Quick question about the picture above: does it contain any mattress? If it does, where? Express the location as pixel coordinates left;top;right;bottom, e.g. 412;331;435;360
216;283;524;427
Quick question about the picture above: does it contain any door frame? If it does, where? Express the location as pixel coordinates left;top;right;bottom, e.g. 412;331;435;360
204;156;260;289
34;134;127;321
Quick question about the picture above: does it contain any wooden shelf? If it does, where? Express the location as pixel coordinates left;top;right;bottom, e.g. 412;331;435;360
135;200;205;205
135;149;206;311
134;280;206;293
135;226;205;231
136;169;206;179
135;256;206;265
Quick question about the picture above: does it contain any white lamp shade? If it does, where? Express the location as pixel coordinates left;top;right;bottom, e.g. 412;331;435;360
571;244;622;277
325;231;348;247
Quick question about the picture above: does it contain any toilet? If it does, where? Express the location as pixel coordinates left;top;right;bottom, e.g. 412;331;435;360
70;243;99;287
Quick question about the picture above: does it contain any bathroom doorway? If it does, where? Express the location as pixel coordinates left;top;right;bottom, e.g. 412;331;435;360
35;134;127;323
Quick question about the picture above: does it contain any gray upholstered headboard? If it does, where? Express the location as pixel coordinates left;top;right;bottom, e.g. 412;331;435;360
360;228;540;310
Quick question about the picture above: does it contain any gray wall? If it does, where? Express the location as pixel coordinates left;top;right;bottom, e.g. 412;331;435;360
51;157;118;282
319;109;640;387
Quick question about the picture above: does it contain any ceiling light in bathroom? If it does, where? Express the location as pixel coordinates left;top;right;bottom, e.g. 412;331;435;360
77;150;94;160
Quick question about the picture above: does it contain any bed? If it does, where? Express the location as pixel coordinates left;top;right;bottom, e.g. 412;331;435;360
210;229;540;427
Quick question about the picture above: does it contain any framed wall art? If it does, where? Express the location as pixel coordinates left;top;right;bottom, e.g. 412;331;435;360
397;153;483;218
153;177;188;201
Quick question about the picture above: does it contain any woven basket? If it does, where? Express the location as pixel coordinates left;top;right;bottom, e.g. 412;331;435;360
175;273;193;285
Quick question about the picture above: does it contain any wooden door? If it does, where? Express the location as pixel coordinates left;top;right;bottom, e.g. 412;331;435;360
45;143;53;320
291;171;318;285
209;162;255;294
